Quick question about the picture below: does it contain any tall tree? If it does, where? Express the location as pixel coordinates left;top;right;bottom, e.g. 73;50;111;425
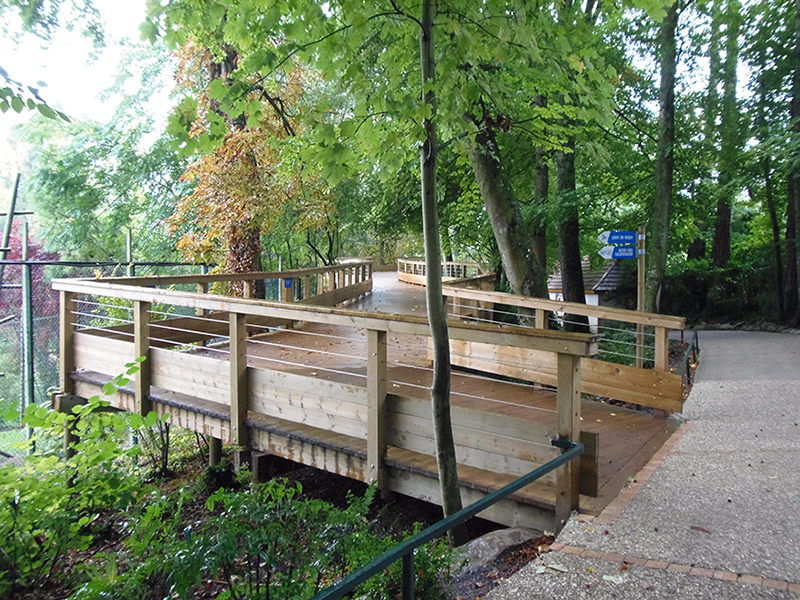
711;0;742;268
786;0;800;321
646;0;679;312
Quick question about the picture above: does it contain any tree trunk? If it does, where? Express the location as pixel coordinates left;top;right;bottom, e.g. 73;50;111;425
711;0;741;269
469;124;547;298
419;0;467;546
787;0;800;323
226;226;265;298
532;95;549;273
555;142;589;333
646;1;678;313
532;142;548;273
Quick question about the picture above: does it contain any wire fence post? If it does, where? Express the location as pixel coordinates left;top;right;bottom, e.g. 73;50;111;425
21;220;34;449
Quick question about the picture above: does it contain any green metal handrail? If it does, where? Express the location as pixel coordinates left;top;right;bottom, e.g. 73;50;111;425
311;438;584;600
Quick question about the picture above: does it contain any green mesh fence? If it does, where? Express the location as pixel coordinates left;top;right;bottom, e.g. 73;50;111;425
0;263;202;462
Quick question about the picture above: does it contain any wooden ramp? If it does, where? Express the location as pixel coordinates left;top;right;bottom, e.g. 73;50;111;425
54;265;681;532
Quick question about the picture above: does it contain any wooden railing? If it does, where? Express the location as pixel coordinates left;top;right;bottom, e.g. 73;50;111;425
443;286;686;413
53;266;599;528
396;258;484;286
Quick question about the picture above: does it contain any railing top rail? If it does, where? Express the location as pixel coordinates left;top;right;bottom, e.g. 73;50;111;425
60;261;373;288
312;440;583;600
443;286;686;330
397;258;483;267
53;278;600;356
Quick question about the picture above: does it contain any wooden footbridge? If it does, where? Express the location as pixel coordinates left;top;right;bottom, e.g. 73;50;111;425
53;260;686;532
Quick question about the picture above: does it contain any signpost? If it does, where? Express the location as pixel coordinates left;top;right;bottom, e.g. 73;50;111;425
598;227;647;367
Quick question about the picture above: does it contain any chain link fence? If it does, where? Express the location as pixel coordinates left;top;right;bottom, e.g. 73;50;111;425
0;262;202;464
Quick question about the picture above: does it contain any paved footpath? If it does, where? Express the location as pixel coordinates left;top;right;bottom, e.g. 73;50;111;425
488;330;800;599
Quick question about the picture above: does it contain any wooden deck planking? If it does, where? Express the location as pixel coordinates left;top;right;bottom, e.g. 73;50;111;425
67;273;679;520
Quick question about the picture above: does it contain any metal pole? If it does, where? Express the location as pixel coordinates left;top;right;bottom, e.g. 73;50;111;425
21;220;34;448
126;229;135;277
0;173;21;290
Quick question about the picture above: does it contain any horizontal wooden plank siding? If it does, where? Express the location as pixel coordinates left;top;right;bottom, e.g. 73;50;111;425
73;332;132;376
150;347;231;404
387;394;558;486
249;367;368;439
450;340;684;413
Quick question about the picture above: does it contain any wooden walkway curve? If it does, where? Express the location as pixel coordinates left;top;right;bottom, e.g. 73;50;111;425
53;263;680;532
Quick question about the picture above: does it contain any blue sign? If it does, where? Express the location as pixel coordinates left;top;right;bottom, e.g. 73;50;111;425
284;278;293;288
598;230;637;245
598;245;637;260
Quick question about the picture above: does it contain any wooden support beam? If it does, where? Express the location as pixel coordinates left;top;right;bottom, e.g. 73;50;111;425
134;300;151;415
535;309;548;330
654;326;668;372
303;275;310;300
367;329;388;491
555;352;582;531
209;436;222;467
243;280;255;299
229;311;248;449
196;282;208;316
59;291;77;394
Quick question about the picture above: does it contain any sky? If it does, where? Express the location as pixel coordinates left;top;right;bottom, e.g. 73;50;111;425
0;0;169;202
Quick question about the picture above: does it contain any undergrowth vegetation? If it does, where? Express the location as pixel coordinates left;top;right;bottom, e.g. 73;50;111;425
0;363;452;600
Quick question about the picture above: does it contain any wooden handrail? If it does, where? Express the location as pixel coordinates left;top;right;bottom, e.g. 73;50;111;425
74;261;373;287
443;286;685;330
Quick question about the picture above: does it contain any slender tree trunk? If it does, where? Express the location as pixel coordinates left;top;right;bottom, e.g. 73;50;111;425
787;0;800;323
419;0;467;546
556;141;589;333
711;0;741;269
646;1;678;313
532;96;549;273
469;124;547;298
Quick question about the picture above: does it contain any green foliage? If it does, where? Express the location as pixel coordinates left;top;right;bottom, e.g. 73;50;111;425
73;480;452;600
0;359;151;596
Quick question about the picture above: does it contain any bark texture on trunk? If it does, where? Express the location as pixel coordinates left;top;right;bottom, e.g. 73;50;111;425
469;125;547;298
646;1;678;313
711;0;741;269
419;0;467;546
226;227;265;298
787;0;800;323
556;143;589;333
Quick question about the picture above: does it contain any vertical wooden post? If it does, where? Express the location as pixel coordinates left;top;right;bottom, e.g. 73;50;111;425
654;326;668;372
556;353;582;530
229;312;249;451
134;301;151;415
208;436;222;467
535;309;548;330
59;291;77;395
303;274;310;300
243;279;255;299
367;329;388;492
636;226;646;368
196;282;208;312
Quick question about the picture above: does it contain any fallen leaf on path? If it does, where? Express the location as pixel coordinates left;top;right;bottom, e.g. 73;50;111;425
603;575;624;584
690;525;711;534
547;564;568;573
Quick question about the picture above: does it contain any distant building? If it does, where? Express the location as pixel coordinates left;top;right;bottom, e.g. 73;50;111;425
547;259;630;331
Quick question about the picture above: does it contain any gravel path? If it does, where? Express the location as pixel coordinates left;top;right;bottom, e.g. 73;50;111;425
488;330;800;599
